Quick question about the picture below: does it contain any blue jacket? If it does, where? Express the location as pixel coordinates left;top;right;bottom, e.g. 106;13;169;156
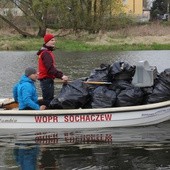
13;75;40;110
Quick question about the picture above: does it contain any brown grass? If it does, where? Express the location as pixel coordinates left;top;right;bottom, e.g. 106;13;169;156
85;22;170;45
1;22;170;46
112;22;170;37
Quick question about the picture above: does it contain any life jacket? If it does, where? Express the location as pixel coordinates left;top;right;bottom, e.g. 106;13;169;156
38;50;56;79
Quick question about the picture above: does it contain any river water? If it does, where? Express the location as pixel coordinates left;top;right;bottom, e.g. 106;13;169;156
0;50;170;169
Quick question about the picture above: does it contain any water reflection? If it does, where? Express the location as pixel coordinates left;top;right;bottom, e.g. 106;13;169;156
1;121;170;169
14;144;39;170
0;120;170;146
1;146;170;170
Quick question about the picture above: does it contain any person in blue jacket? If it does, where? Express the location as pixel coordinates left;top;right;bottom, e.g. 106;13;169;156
13;67;46;110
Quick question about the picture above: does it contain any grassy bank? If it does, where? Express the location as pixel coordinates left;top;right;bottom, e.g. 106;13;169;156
1;35;170;51
1;23;170;51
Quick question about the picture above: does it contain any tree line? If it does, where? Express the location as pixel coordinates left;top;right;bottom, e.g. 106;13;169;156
1;0;169;38
151;0;170;20
0;0;132;37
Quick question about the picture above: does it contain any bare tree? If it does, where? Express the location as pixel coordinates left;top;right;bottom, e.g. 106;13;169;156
0;0;57;37
0;0;123;36
56;0;123;33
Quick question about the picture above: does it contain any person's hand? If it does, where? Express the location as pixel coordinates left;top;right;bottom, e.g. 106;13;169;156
62;75;69;81
40;105;46;110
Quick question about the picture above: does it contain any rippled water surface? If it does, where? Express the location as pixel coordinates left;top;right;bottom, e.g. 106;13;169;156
0;50;170;169
0;50;170;98
0;122;170;169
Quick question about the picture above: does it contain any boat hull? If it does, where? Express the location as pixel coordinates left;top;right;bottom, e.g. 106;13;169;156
1;101;170;129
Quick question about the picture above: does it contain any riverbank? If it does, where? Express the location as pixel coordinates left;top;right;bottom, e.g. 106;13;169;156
1;23;170;51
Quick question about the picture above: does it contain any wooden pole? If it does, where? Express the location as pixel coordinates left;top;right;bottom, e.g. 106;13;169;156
55;80;112;85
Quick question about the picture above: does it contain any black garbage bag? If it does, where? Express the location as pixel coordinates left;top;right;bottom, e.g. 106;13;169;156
109;61;136;81
109;80;133;95
91;86;116;108
87;63;110;82
49;98;63;109
141;86;154;104
49;79;90;109
115;86;144;107
86;64;111;90
146;68;170;103
159;68;170;84
110;80;132;90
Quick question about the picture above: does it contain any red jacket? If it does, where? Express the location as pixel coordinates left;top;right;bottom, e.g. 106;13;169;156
37;48;63;80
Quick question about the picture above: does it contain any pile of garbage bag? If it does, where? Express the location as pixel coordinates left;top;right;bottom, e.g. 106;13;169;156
49;61;170;109
146;68;170;103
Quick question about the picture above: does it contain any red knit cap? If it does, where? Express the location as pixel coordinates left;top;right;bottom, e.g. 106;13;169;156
44;33;55;44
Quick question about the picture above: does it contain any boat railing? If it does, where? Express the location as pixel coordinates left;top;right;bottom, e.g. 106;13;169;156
0;100;170;115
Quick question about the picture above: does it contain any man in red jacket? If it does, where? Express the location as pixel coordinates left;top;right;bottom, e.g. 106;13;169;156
37;33;68;106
